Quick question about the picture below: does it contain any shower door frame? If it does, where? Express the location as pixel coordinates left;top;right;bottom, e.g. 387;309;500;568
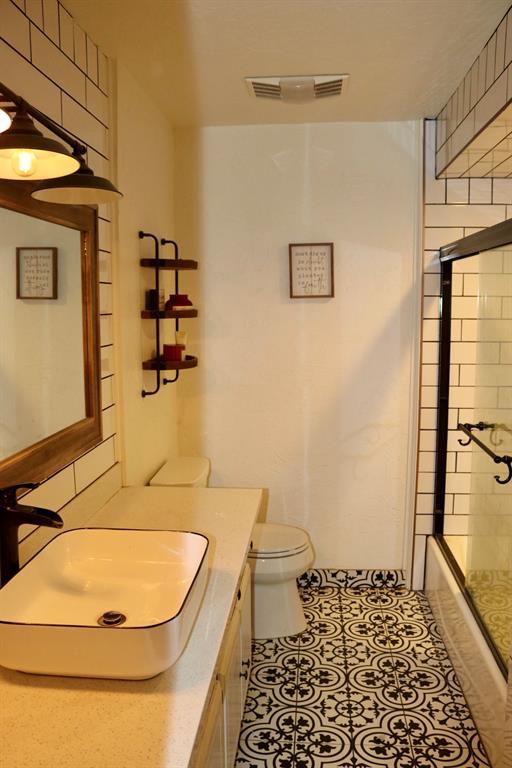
434;217;512;678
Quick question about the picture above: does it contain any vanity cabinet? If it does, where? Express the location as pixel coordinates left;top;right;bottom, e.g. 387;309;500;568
238;565;252;707
192;681;224;768
192;564;252;768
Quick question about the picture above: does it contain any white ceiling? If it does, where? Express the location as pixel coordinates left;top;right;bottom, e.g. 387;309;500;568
64;0;511;127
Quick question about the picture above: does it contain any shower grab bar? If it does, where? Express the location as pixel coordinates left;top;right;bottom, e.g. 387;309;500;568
457;423;512;485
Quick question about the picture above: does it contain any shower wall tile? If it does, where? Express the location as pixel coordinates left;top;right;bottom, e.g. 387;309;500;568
451;342;477;363
417;119;510;591
451;319;462;340
452;273;463;294
416;493;434;515
420;386;438;407
420;408;437;429
0;0;31;57
73;23;87;70
453;494;470;515
423;295;441;319
417;472;435;493
422;319;440;341
454;250;504;273
424;227;464;250
423;274;440;295
423;250;441;273
59;5;74;59
415;514;434;535
470;179;492;204
421;365;438;386
443;514;470;535
445;472;472;494
419;430;436;451
493;179;512;204
31;26;86;105
25;0;42;27
418;451;436;472
446;178;469;203
43;0;60;44
421;341;439;363
436;5;512;178
425;204;506;228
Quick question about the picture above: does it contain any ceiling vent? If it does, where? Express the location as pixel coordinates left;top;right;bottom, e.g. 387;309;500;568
245;74;349;103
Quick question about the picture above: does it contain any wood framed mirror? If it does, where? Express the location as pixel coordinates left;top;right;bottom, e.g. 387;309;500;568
0;180;101;487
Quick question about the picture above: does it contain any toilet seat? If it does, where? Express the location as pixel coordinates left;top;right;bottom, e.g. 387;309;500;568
249;523;310;559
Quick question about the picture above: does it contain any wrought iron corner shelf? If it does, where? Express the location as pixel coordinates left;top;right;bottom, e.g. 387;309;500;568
139;258;198;271
142;355;198;371
141;309;198;320
139;231;198;397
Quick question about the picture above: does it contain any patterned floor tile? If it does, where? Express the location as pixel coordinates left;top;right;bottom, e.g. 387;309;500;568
351;710;415;766
252;636;304;662
403;711;490;768
236;583;490;768
342;615;390;652
346;657;404;711
242;686;292;726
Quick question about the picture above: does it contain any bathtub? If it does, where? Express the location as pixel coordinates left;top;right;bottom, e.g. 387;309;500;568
425;536;509;768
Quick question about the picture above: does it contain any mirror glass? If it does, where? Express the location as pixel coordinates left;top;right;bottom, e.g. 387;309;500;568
0;208;85;459
0;182;101;488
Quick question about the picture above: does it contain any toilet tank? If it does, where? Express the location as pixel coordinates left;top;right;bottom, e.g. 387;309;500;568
149;457;211;488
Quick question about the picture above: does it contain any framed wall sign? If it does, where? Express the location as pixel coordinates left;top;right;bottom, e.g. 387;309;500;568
16;247;58;299
289;242;334;298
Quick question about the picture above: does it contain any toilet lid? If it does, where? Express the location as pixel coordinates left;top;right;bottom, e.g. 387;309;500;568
249;523;310;557
149;457;210;487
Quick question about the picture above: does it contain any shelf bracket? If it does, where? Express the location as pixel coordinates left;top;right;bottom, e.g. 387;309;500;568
161;238;181;386
139;230;163;397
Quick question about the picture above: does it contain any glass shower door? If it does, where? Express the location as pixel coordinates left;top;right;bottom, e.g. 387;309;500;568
460;245;512;666
437;235;512;670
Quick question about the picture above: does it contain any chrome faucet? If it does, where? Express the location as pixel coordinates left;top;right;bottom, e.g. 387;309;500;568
0;483;63;587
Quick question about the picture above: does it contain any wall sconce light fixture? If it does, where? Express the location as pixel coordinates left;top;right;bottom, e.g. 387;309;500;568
0;80;122;204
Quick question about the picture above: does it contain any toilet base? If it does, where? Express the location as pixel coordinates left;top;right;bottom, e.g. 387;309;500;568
252;578;308;639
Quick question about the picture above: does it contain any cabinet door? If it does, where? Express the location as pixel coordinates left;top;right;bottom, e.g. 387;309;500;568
238;564;252;710
219;609;242;768
193;681;225;768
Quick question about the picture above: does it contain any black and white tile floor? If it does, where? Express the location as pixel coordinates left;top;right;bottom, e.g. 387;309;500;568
236;579;490;767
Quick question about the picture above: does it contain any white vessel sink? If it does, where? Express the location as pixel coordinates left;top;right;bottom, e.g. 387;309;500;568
0;528;209;680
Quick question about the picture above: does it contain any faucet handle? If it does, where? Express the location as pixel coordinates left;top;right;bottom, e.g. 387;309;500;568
0;483;40;505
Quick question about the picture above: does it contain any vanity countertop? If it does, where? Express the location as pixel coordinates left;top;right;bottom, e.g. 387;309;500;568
0;485;263;768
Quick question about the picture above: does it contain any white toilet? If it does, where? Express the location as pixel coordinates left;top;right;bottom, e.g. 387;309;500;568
149;457;211;488
248;523;314;639
149;460;314;640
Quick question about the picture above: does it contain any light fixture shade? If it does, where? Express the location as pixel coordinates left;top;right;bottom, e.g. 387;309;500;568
0;108;11;133
0;107;79;180
31;155;122;204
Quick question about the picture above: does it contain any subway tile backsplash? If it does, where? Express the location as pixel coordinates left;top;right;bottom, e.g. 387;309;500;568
2;0;119;528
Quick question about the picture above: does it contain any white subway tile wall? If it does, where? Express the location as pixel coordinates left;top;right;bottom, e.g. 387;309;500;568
3;0;118;513
416;119;512;587
436;6;512;178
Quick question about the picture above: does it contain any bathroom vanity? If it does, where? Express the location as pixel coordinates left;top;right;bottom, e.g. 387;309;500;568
0;485;262;768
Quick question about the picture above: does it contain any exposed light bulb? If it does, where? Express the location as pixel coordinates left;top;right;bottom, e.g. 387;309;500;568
0;108;11;133
11;149;37;177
